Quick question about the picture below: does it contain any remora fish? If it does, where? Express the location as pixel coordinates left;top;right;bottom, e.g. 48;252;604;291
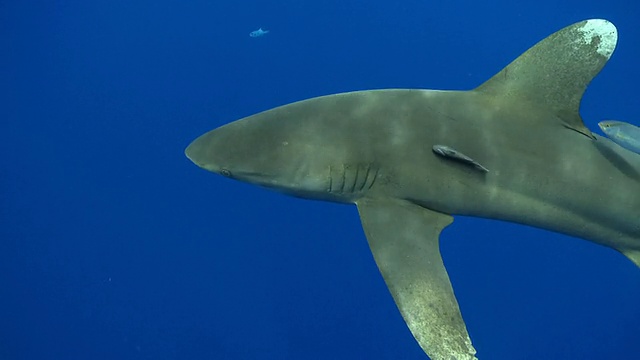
599;120;640;155
185;19;639;360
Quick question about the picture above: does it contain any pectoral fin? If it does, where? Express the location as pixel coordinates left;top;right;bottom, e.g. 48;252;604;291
621;249;640;268
356;197;477;360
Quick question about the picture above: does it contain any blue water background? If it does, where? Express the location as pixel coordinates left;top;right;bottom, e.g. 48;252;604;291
2;1;640;359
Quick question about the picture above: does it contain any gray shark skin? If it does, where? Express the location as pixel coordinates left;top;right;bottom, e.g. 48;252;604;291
185;19;640;360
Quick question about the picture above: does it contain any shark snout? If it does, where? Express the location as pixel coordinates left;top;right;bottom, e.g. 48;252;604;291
184;138;203;166
185;131;218;171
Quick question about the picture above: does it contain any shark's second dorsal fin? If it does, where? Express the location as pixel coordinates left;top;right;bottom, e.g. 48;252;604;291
475;19;617;138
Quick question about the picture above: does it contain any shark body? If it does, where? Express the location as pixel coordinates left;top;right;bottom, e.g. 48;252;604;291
185;19;640;360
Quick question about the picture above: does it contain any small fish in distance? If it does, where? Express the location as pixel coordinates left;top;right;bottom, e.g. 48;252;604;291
249;28;269;38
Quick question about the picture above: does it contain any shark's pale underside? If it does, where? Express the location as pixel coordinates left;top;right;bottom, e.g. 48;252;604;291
185;19;640;360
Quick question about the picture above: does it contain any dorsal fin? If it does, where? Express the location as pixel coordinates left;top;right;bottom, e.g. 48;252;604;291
475;19;617;138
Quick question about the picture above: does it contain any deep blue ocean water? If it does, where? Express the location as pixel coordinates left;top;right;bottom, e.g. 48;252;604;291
2;1;640;359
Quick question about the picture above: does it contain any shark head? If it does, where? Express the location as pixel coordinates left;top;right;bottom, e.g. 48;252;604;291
185;95;371;203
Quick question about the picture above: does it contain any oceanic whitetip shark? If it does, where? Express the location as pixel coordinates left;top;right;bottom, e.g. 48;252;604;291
185;19;640;360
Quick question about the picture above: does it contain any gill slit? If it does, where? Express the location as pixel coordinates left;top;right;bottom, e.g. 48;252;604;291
359;164;371;191
328;163;379;194
340;164;347;193
367;166;379;190
350;165;359;193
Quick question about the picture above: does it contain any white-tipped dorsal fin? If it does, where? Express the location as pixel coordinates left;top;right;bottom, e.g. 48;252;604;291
476;19;617;138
